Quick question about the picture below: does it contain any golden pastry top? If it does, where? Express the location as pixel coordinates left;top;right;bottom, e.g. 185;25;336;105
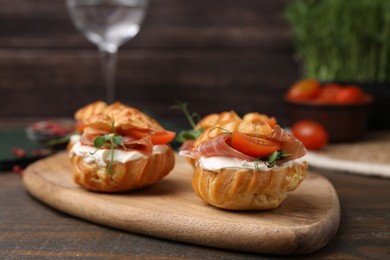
75;101;165;134
195;111;241;130
74;101;107;122
242;112;276;126
193;119;273;148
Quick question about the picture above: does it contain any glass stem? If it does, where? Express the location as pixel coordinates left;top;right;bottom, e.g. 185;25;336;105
99;46;117;104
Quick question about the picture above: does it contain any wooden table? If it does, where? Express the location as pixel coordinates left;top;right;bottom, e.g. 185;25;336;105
1;123;390;259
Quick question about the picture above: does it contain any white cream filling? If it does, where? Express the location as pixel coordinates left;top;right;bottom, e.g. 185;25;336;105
197;155;307;172
69;141;168;167
69;134;81;143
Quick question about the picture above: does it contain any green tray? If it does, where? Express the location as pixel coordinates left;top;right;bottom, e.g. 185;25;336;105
0;127;47;171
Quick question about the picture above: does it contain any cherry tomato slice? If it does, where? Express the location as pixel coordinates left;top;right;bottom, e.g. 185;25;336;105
75;121;86;134
286;79;321;101
230;131;282;157
291;120;328;150
128;129;176;145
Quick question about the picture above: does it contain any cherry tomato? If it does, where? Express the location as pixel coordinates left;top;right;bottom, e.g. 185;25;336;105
12;147;26;158
286;79;321;101
128;129;176;145
12;165;24;176
230;131;282;157
317;84;342;103
291;120;328;150
335;85;364;103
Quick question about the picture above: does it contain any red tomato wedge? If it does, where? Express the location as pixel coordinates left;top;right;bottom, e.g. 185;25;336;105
128;129;176;145
230;131;282;157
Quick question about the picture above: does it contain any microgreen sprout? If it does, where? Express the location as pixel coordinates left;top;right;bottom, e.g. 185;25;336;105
264;150;291;168
44;135;71;147
208;126;232;135
171;100;204;143
254;158;261;171
253;150;291;170
91;121;124;174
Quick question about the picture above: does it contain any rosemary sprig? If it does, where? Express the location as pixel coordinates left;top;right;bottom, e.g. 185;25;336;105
171;100;204;143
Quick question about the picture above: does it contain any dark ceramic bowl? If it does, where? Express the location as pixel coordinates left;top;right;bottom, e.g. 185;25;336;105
285;98;373;142
25;120;75;149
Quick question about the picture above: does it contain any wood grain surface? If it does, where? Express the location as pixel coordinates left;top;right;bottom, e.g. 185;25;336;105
2;142;390;259
22;152;340;255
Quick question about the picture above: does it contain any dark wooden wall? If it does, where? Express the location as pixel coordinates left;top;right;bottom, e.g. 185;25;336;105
0;0;298;127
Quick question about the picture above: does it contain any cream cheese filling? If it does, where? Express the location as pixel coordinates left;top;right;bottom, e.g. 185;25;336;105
197;155;307;172
69;141;168;167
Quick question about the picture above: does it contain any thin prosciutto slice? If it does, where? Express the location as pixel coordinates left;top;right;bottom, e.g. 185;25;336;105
179;140;195;152
190;134;255;161
81;127;109;146
186;125;306;163
121;135;154;156
269;125;307;161
80;127;154;156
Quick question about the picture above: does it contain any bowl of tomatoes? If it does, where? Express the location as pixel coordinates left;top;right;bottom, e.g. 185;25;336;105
285;79;373;142
26;120;75;149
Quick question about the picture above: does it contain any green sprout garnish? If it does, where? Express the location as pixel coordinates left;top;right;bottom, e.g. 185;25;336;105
254;158;262;171
44;135;71;147
91;122;124;174
253;150;291;170
171;100;204;143
208;126;232;135
264;150;291;168
176;129;203;143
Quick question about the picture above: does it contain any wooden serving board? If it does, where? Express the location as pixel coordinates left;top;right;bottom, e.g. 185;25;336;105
23;152;340;255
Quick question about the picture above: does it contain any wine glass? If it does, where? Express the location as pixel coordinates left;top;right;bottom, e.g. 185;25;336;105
66;0;148;103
